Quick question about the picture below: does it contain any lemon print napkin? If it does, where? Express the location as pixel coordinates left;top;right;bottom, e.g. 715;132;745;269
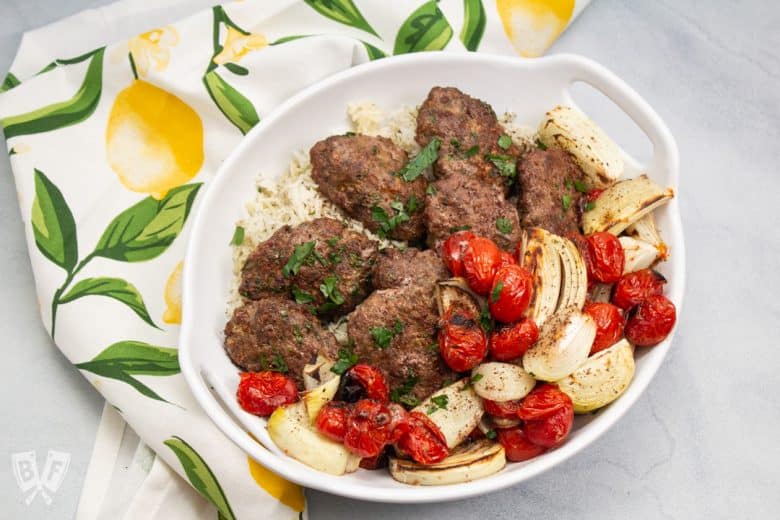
0;0;590;517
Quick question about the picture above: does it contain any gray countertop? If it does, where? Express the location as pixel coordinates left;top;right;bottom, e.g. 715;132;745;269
2;1;779;518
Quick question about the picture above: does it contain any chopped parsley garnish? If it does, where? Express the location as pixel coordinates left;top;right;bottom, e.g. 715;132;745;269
496;217;513;234
471;373;483;384
292;286;315;304
498;134;512;150
230;225;245;246
465;145;480;157
427;342;439;352
312;249;328;266
371;200;412;238
426;184;437;196
391;373;419;408
535;139;548;150
398;137;440;182
326;237;340;247
562;194;573;210
479;307;494;334
292;326;303;344
406;194;420;214
268;353;288;373
574;180;589;193
485;429;497;440
345;131;356;136
427;395;449;414
330;347;358;375
584;201;596;211
486;153;517;179
449;224;472;233
369;319;403;348
491;281;504;303
282;241;316;277
450;138;461;149
565;179;574;190
319;275;344;306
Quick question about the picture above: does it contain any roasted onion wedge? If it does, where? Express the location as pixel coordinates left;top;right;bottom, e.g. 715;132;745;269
436;277;485;318
303;375;340;424
471;362;535;402
523;306;596;381
556;338;635;413
389;439;505;486
519;228;562;327
582;175;674;235
412;379;484;449
625;213;669;261
619;236;659;274
551;235;588;312
537;104;624;188
303;353;336;391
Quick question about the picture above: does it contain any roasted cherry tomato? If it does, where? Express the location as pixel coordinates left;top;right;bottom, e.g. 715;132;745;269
612;269;667;310
583;302;624;354
346;364;389;402
497;426;547;462
489;265;534;323
517;384;570;421
586;232;625;283
483;398;523;419
343;399;393;458
315;401;350;442
395;411;449;464
438;308;487;372
524;402;574;448
498;251;517;269
441;231;476;277
236;371;298;417
387;403;410;443
488;319;539;361
625;294;677;347
462;236;502;295
586;189;604;202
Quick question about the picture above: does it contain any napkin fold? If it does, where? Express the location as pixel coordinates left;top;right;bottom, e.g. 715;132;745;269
1;0;589;517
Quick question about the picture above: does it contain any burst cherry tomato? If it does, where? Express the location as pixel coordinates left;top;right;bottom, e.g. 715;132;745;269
236;371;298;417
346;364;389;402
586;232;625;283
395;412;449;464
524;403;574;448
315;401;350;442
583;302;624;354
387;403;410;442
488;319;539;361
498;251;517;269
517;384;571;421
441;231;476;277
612;269;667;310
462;236;502;295
625;294;676;347
483;398;523;419
438;308;488;372
343;399;393;458
586;189;604;202
497;426;547;462
489;265;534;323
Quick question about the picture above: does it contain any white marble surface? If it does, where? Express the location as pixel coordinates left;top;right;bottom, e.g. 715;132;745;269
1;1;779;518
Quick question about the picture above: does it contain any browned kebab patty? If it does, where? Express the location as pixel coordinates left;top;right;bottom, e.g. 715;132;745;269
517;148;584;235
310;134;426;242
371;247;448;290
224;297;340;389
348;284;455;402
424;174;523;251
239;217;378;318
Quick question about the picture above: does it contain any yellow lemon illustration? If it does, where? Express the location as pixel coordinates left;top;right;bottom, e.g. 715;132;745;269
247;456;305;512
128;26;179;78
106;80;204;199
163;261;183;324
213;27;267;65
496;0;575;57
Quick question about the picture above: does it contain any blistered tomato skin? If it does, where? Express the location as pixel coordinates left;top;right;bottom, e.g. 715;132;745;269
489;265;534;323
346;364;389;402
438;308;488;372
497;427;547;462
236;371;298;417
483;398;523;419
586;232;625;283
442;231;476;277
523;403;574;448
315;401;350;442
517;384;571;421
498;251;517;269
462;236;502;295
343;399;393;458
489;319;539;361
583;302;624;354
612;269;667;310
625;294;677;347
395;412;449;464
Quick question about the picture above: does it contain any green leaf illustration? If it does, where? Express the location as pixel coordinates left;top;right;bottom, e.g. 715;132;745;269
394;0;454;55
60;277;159;329
31;169;78;273
460;0;486;51
93;183;202;262
164;437;236;520
1;48;104;139
1;72;20;93
203;71;259;135
76;341;179;403
363;41;387;60
271;34;312;45
304;0;379;37
223;62;248;76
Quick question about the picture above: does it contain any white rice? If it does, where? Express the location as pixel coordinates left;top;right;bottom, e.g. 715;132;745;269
228;102;537;314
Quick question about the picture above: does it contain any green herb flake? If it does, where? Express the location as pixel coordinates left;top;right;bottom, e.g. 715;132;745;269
326;237;339;247
269;353;289;373
282;241;316;277
319;275;344;306
471;373;483;384
330;347;358;375
498;134;512;150
485;429;497;440
427;394;449;414
449;224;472;233
562;194;572;210
495;217;513;234
406;194;420;214
345;131;356;136
584;201;596;211
574;180;589;193
229;225;245;246
370;326;395;348
486;153;517;179
491;280;504;303
480;307;494;334
450;138;461;149
371;202;411;238
292;286;315;304
312;249;328;266
426;184;437;196
398;137;440;182
535;139;548;150
465;145;479;158
393;319;404;334
390;373;420;408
